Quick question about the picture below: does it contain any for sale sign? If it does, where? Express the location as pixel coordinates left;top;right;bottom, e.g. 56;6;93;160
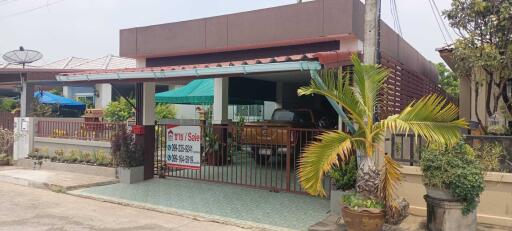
166;125;201;170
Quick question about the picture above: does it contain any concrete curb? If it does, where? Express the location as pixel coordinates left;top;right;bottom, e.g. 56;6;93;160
0;173;119;192
67;190;298;231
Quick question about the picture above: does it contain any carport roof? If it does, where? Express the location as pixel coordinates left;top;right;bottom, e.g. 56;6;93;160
55;51;352;83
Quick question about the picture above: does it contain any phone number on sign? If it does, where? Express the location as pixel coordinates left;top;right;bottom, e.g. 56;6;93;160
168;154;195;164
167;144;193;153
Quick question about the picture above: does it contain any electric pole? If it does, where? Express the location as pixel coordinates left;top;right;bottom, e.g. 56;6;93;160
363;0;382;64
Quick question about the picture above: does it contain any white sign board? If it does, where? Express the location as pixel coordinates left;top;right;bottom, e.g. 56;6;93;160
166;125;201;170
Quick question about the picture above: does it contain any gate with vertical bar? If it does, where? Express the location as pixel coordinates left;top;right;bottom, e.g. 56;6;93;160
155;123;331;194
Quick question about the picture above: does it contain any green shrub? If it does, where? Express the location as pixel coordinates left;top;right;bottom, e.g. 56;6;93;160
487;125;509;135
62;153;73;162
0;98;18;112
104;98;135;122
473;142;505;172
155;104;176;121
420;142;485;215
78;152;92;163
38;147;49;159
27;152;37;159
342;192;383;210
54;149;65;162
328;155;357;191
111;127;143;167
93;150;112;166
67;150;81;163
0;154;9;161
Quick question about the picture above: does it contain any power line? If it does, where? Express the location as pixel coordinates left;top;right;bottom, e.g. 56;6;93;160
0;0;66;21
389;0;402;36
427;0;449;44
0;0;21;7
430;0;453;42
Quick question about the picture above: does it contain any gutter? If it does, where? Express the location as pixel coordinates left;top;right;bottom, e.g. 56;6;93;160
56;61;322;82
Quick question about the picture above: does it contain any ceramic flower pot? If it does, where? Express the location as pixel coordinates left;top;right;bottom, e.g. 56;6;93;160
342;206;385;231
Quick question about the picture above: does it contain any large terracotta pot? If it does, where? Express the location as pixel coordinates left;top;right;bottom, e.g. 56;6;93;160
342;206;385;231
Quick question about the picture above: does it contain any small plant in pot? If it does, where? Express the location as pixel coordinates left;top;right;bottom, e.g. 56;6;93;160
420;142;485;231
342;192;385;231
203;127;222;166
328;155;357;215
111;126;144;184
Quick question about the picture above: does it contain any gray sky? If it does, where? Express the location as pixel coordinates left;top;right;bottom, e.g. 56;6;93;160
0;0;455;65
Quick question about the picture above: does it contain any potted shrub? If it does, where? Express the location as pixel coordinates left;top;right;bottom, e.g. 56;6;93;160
342;192;385;231
297;55;467;228
329;155;357;215
420;142;485;231
112;126;144;184
203;127;222;166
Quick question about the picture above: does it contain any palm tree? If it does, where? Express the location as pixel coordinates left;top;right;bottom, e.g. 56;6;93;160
297;55;467;215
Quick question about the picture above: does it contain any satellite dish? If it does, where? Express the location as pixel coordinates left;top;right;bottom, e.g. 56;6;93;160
2;46;43;68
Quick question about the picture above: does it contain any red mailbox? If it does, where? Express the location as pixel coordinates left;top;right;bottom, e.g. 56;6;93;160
131;125;145;135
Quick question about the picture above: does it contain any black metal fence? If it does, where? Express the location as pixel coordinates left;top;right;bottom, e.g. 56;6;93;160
386;133;512;172
385;134;424;166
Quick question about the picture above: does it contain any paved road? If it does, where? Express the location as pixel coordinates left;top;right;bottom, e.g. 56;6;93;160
0;182;248;231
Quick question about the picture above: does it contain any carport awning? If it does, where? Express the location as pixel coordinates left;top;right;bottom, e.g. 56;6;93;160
56;53;324;83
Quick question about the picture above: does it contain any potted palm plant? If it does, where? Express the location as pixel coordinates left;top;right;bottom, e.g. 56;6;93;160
420;142;484;231
297;55;467;230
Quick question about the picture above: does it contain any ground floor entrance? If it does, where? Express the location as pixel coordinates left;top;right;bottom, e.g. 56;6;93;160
155;124;332;194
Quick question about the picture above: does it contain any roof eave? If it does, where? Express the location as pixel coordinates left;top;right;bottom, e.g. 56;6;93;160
56;61;322;83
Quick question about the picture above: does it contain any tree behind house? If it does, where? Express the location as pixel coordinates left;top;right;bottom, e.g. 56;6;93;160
444;0;512;132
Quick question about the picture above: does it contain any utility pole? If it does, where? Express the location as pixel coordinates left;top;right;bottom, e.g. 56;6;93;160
363;0;382;64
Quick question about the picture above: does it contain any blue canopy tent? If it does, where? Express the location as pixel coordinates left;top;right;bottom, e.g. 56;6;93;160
155;79;263;105
34;91;86;111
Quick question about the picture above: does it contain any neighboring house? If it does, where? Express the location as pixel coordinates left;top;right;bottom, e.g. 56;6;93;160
438;47;512;133
40;55;136;109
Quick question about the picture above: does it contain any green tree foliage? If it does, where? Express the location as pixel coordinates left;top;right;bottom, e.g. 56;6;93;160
104;99;177;122
155;104;177;121
104;98;135;122
444;0;512;129
0;98;18;112
48;87;63;95
30;97;56;117
436;63;459;97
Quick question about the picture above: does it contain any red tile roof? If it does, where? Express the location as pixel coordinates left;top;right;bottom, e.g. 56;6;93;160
58;51;355;77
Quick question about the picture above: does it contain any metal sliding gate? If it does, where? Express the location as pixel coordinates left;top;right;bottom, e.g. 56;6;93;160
155;123;330;194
